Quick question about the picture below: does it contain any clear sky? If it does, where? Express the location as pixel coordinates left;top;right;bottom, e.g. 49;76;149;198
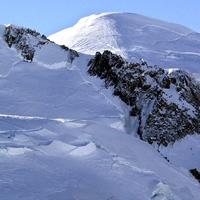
0;0;199;36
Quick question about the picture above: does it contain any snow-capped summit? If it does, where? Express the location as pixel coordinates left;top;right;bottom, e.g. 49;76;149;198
49;12;191;55
49;12;200;75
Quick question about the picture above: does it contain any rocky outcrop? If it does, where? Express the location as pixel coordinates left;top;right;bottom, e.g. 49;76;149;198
190;169;200;183
88;51;200;146
4;25;48;62
4;25;78;62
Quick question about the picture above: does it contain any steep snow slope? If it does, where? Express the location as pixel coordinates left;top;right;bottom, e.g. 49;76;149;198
49;12;200;75
0;25;200;200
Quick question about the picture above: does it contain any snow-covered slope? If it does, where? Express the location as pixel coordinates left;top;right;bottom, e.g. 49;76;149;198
49;12;200;76
0;24;200;200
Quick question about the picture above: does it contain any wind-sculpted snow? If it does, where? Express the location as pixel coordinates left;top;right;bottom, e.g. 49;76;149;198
0;113;200;200
88;50;200;146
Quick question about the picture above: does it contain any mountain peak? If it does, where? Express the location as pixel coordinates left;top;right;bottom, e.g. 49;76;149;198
49;12;199;74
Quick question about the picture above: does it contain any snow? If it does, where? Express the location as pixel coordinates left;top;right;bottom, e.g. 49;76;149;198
0;17;200;199
49;12;200;76
0;147;32;156
163;85;196;117
69;142;96;157
159;134;200;169
110;121;124;131
34;42;72;69
151;182;182;200
167;68;180;74
38;140;76;156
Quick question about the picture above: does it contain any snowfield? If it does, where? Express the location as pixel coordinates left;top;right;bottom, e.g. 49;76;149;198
0;13;200;200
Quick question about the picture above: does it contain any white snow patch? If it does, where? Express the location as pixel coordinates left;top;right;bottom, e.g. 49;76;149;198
38;140;76;156
151;182;181;200
110;121;124;131
163;85;196;117
167;68;180;74
0;147;32;156
69;142;96;157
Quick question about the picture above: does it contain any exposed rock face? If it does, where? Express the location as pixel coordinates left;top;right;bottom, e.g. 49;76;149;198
4;25;48;62
88;50;200;146
4;25;78;62
190;169;200;183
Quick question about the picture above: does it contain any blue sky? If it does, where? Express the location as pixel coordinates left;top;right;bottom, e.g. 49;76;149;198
0;0;199;35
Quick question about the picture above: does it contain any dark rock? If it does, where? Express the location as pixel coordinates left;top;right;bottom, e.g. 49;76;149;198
4;25;79;63
4;25;48;62
88;51;200;146
190;169;200;183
